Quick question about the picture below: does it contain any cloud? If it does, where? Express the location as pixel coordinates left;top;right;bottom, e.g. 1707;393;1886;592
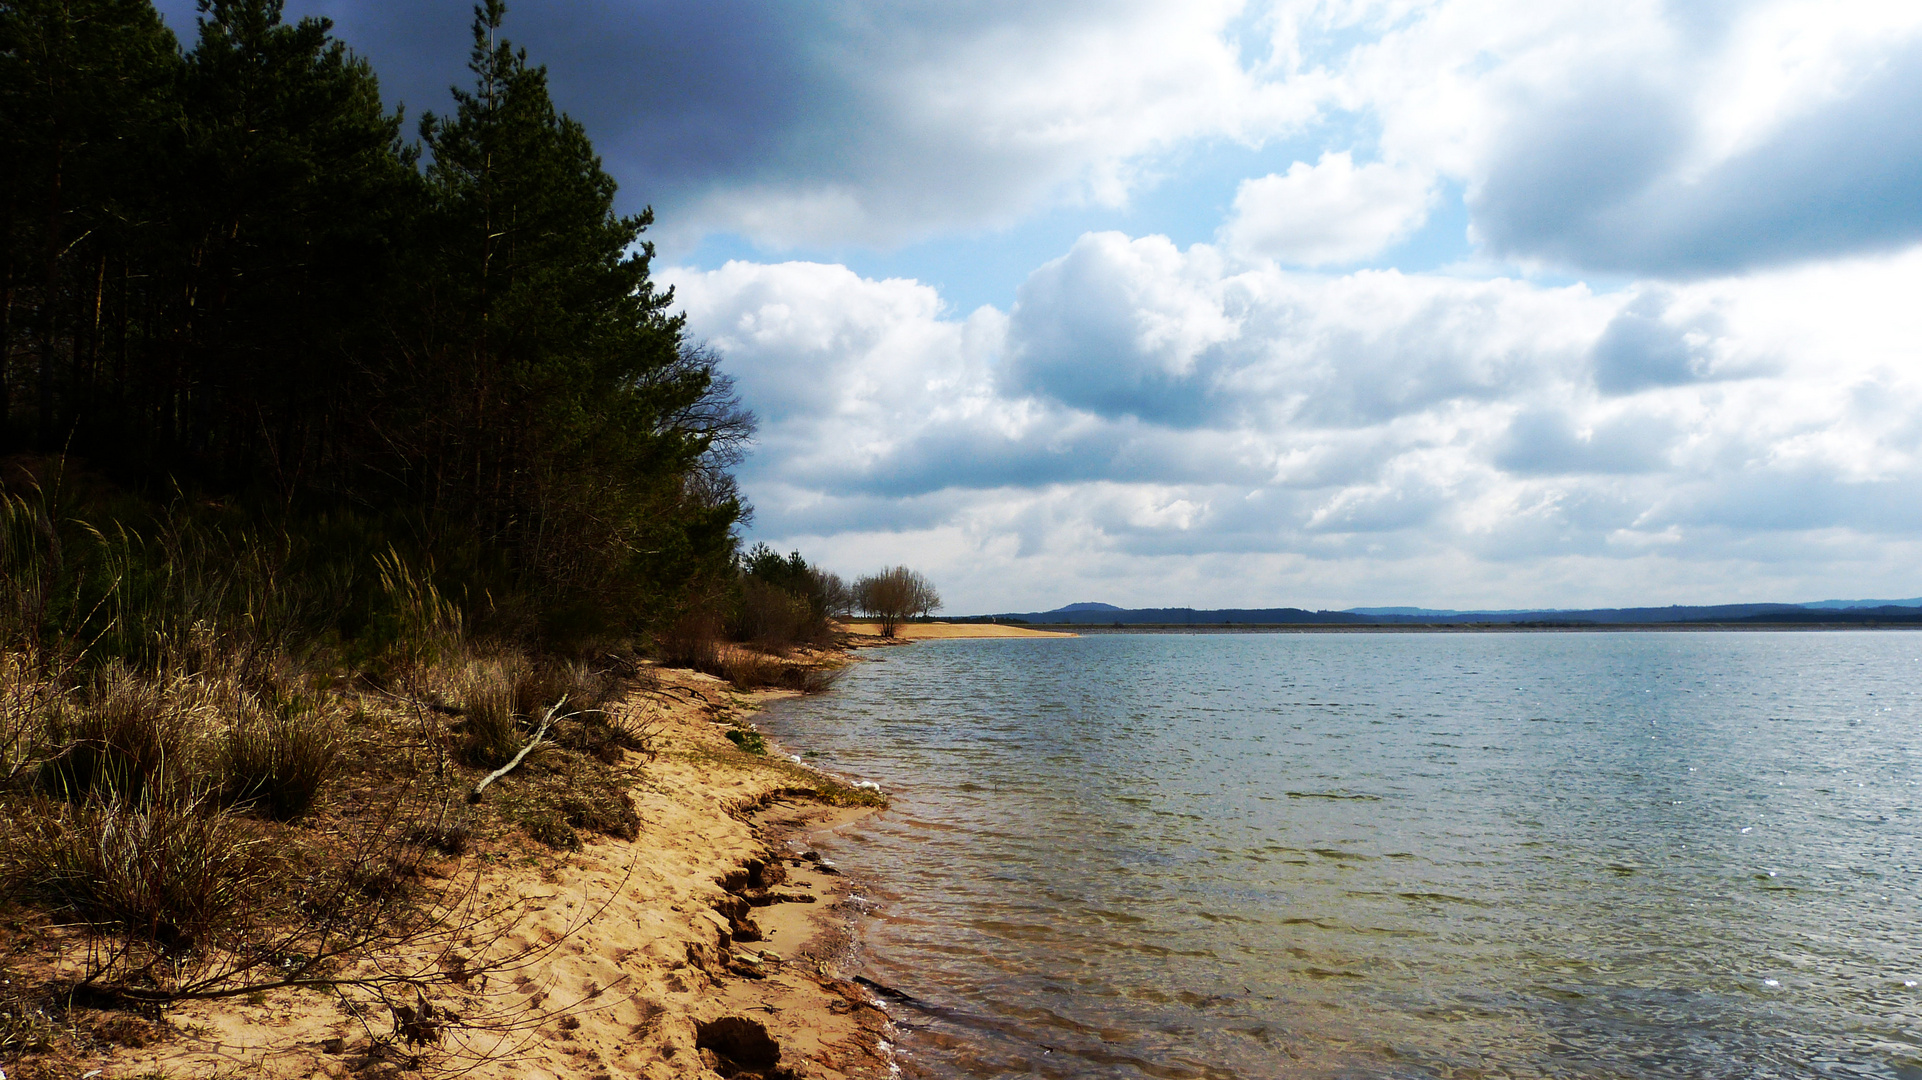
1466;34;1922;275
1494;408;1677;475
142;0;1922;610
1340;0;1922;275
1587;291;1734;394
666;239;1922;611
1222;152;1434;265
153;0;1315;249
1001;234;1239;426
1003;231;1605;430
154;0;1922;276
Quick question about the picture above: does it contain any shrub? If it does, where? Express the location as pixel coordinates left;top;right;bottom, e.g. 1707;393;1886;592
854;566;941;637
512;660;614;719
736;578;812;652
653;609;722;671
713;646;786;690
785;664;847;696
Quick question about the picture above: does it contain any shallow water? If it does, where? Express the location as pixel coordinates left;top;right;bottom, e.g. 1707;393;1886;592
757;631;1922;1079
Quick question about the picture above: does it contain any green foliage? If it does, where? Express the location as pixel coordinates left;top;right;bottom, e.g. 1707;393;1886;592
724;728;767;756
732;544;849;649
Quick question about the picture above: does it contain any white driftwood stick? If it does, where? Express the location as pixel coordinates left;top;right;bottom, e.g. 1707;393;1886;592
467;697;565;803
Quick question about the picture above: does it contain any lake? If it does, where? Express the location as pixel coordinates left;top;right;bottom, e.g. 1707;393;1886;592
757;630;1922;1079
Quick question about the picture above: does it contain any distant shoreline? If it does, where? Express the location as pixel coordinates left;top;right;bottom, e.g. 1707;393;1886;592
840;619;1077;639
994;621;1922;633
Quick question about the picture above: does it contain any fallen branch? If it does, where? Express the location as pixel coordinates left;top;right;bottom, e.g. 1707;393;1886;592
467;698;564;803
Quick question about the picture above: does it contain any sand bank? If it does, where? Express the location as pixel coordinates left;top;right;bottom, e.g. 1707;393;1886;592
840;620;1075;639
103;667;893;1080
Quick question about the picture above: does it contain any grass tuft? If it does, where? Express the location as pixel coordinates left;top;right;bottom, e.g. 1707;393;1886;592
40;664;203;802
220;702;342;820
521;811;581;851
2;793;260;947
456;657;527;768
724;728;767;755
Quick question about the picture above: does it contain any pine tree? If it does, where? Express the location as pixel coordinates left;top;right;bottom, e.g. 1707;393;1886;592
161;0;413;488
0;0;752;644
404;0;743;636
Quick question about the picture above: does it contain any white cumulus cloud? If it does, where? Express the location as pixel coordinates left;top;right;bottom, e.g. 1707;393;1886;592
1222;152;1435;265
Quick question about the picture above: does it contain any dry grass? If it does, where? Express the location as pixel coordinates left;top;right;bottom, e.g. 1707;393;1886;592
0;640;653;998
2;793;263;947
0;499;868;1074
219;701;343;820
454;656;527;768
0;470;874;1075
39;664;207;802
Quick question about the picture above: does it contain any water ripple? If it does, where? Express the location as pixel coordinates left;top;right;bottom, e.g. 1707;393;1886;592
763;631;1922;1079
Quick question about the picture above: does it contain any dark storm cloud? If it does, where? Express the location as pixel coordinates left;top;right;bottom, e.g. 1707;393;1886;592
151;0;823;220
154;0;1288;248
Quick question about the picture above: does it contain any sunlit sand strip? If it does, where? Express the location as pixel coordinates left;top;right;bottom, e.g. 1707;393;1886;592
839;621;1077;639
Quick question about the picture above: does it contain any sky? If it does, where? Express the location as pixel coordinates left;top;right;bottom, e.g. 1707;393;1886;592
154;0;1922;613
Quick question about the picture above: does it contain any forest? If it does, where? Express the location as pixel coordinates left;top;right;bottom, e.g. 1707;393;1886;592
1;0;760;649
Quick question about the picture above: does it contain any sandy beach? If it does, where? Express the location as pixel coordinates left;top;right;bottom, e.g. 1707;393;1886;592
94;667;894;1080
839;620;1075;640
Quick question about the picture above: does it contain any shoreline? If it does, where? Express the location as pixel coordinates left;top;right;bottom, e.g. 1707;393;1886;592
839;620;1075;640
102;666;896;1080
991;621;1922;633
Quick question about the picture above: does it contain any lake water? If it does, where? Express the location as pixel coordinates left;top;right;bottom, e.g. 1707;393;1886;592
756;631;1922;1079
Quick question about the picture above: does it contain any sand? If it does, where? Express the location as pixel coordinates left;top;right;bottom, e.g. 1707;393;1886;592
840;620;1074;639
98;668;894;1080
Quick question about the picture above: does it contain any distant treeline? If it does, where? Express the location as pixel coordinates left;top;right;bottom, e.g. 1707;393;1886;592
0;0;749;643
990;604;1922;627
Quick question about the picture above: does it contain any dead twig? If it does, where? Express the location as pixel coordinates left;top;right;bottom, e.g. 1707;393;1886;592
466;698;563;804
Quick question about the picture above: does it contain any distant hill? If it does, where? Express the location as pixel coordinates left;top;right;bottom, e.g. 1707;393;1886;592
1359;599;1922;618
992;606;1371;625
984;600;1922;626
1800;597;1922;610
1723;606;1922;624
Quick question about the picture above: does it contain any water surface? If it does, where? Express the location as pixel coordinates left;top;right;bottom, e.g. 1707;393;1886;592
759;631;1922;1079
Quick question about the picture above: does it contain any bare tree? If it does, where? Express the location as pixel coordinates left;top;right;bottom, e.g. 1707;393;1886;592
812;568;853;619
854;567;940;637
